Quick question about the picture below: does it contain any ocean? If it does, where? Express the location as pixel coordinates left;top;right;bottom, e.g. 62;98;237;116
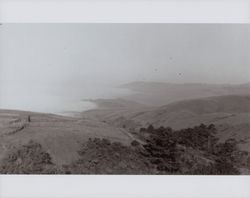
0;83;131;116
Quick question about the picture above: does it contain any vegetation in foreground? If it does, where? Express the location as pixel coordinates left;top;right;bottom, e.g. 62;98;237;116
141;124;249;174
0;124;249;174
0;141;61;174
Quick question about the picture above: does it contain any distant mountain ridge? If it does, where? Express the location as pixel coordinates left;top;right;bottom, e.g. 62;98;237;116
121;81;250;106
159;94;250;114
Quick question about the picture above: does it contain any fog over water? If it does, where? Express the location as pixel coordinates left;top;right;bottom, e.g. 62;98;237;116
0;24;249;114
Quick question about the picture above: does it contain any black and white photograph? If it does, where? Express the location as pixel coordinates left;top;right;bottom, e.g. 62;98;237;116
0;23;249;175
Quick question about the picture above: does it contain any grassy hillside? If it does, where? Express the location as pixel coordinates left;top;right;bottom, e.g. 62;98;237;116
83;95;250;153
0;110;133;166
1;124;249;174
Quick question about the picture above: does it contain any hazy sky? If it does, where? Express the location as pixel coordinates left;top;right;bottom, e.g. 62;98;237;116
0;24;249;88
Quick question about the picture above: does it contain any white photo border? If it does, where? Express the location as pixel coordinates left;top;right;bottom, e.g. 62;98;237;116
0;0;250;198
0;0;249;23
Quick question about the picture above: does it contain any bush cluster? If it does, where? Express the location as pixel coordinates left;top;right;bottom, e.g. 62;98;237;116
0;141;61;174
141;124;249;174
63;138;155;174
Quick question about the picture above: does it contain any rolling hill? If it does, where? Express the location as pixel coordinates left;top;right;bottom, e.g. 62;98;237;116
83;95;250;152
1;81;250;174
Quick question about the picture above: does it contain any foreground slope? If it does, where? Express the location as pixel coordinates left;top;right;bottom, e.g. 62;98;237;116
0;110;133;165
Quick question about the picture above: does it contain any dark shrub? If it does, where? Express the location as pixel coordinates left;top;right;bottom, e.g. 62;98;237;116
0;140;61;174
141;124;249;175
